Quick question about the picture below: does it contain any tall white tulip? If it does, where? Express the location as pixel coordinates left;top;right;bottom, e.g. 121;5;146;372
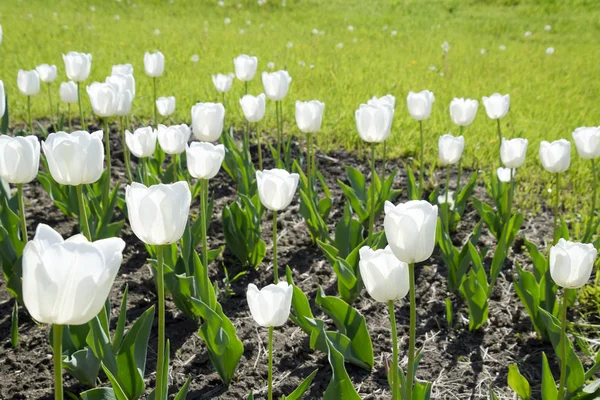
17;70;40;95
186;142;225;180
406;90;435;121
359;246;409;303
212;73;234;93
497;167;514;183
36;64;57;83
63;52;92;82
482;93;510;119
106;73;136;99
112;63;133;76
368;94;396;110
355;103;393;143
234;54;258;82
144;51;165;77
539;139;571;173
295;100;324;133
59;81;78;103
86;82;117;117
438;134;464;165
156;96;175;117
262;70;292;101
256;169;299;211
0;135;40;184
550;239;597;289
247;282;293;327
240;94;266;123
125;126;157;158
157;124;191;154
500;138;528;168
449;98;478;127
191;102;225;142
572;127;600;159
0;80;5;119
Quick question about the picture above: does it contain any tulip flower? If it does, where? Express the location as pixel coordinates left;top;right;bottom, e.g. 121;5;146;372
106;72;136;99
112;63;133;75
144;51;165;128
438;134;464;205
156;96;175;118
157;124;191;176
406;90;435;198
482;93;510;164
295;100;324;194
59;81;77;129
572;127;600;238
256;169;299;281
496;167;514;183
240;93;267;169
539;139;571;242
368;95;396;177
212;73;234;93
18;69;40;134
22;223;125;400
449;97;478;127
36;65;58;128
500;138;528;168
126;126;157;158
234;54;258;88
262;70;292;164
186;142;225;181
63;52;93;126
191;102;225;142
247;282;293;400
0;80;5;119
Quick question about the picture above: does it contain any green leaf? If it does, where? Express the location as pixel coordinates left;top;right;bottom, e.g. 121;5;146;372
101;364;129;400
461;243;489;330
508;364;531;400
541;352;558;400
472;197;501;239
112;285;129;353
87;317;118;376
81;388;118;400
284;369;318;400
62;347;101;387
334;202;364;259
323;333;361;400
513;264;546;340
173;376;192;400
413;379;432;400
11;301;18;348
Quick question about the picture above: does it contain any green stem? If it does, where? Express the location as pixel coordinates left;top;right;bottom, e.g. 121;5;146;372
155;245;166;400
507;168;515;222
457;126;464;193
307;131;313;199
406;263;416;400
382;140;387;180
557;288;569;400
67;104;72;131
276;101;282;166
590;159;597;236
53;324;64;400
47;84;55;132
76;185;92;240
172;154;179;180
120;117;133;183
17;184;28;243
554;173;561;244
200;179;213;307
103;118;111;208
77;82;84;129
268;326;274;400
27;96;33;135
153;77;158;129
244;120;251;164
245;81;248;96
273;210;278;282
369;142;376;245
419;120;424;198
496;119;502;166
257;123;263;170
388;301;399;400
445;164;451;205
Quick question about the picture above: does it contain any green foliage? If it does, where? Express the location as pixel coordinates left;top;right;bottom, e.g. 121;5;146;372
222;194;266;268
222;128;257;197
294;160;333;243
507;364;531;400
435;171;478;232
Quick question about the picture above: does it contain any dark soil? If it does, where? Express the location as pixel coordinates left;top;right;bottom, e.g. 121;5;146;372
0;122;593;399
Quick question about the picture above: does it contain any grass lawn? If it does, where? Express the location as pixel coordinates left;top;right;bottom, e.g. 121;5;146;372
0;0;599;212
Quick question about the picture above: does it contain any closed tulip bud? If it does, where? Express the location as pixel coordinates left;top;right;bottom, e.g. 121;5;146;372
111;63;133;75
0;80;5;118
125;126;157;158
191;102;225;142
126;181;191;245
368;94;396;110
240;93;266;123
500;138;528;168
156;96;176;117
0;135;40;184
157;124;191;154
42;131;104;185
449;97;478;126
406;90;435;121
438;134;464;165
355;103;393;143
106;73;136;99
359;246;409;303
550;239;597;289
186;142;225;180
86;82;117;117
246;282;293;327
482;93;510;119
17;70;40;96
35;64;57;83
384;200;438;264
295;100;324;133
234;54;258;81
572;127;600;159
212;73;234;93
23;224;126;325
144;51;165;77
63;52;93;82
256;169;299;211
497;167;514;183
59;81;78;103
262;70;292;101
539;139;571;173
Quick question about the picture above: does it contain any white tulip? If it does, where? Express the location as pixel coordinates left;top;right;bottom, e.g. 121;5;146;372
106;73;136;99
35;64;58;83
240;93;266;123
246;282;293;327
191;102;225;142
550;239;597;289
359;246;409;303
156;96;176;117
256;169;299;211
295;100;324;133
17;70;40;96
59;81;78;103
234;54;258;81
125;126;157;158
86;82;117;117
111;63;133;75
212;73;235;93
500;138;528;168
186;142;225;180
539;139;571;173
368;94;396;110
482;93;510;119
406;90;435;121
63;52;93;82
497;167;514;183
572;127;600;160
157;124;191;154
262;70;292;101
0;135;40;184
144;51;165;77
0;80;5;118
449;98;478;127
355;103;393;143
438;134;464;166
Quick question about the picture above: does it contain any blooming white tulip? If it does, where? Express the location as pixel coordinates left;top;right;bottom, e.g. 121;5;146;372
111;63;133;75
368;94;396;110
359;246;409;303
572;127;600;160
240;93;266;123
63;52;93;82
0;135;40;184
406;90;435;121
125;126;157;158
497;167;514;183
17;70;40;96
256;169;299;211
59;81;78;103
157;124;191;154
438;134;464;166
35;64;57;83
113;88;133;116
539;139;571;173
246;282;293;327
42;131;104;185
449;98;478;127
550;239;597;289
212;73;235;93
186;142;225;180
156;96;176;117
355;103;394;143
23;224;126;325
482;93;510;119
500;138;528;168
234;54;258;81
384;200;438;264
262;70;292;101
106;73;136;99
191;102;225;142
144;51;165;77
86;82;117;117
126;181;191;245
295;100;324;133
437;191;455;210
0;80;5;118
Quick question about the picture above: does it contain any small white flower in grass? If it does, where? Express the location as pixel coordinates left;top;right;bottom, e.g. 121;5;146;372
428;65;437;71
246;20;251;25
218;0;224;6
391;30;397;36
546;47;555;55
287;41;293;48
524;31;532;37
309;64;315;69
480;48;486;54
348;25;354;31
352;37;358;43
114;15;120;20
312;28;318;35
239;29;245;34
336;42;344;49
545;24;552;31
267;62;275;70
383;25;388;30
237;3;242;7
441;41;450;54
63;25;68;30
298;60;305;66
191;54;199;62
154;29;160;36
224;17;231;24
499;44;506;51
90;5;96;11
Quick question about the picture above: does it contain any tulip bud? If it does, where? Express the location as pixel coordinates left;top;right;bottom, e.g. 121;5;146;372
295;100;324;133
539;139;571;173
157;124;191;154
437;192;455;210
359;246;409;303
156;96;176;117
438;134;464;166
186;142;225;180
0;80;5;118
125;126;157;158
500;138;528;168
482;93;510;119
550;239;597;289
572;127;600;160
126;181;191;245
384;200;438;263
86;82;117;117
262;70;292;101
234;54;258;81
191;102;225;142
17;70;40;96
106;73;136;99
240;93;266;123
406;90;435;121
144;51;165;77
35;64;57;83
355;103;393;143
246;282;293;327
63;52;93;82
368;94;396;110
59;81;78;104
256;169;299;211
0;135;40;184
497;167;514;183
112;63;133;75
212;73;235;93
42;131;104;185
449;97;478;127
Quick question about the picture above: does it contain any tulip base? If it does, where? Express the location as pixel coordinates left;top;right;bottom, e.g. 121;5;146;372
53;324;64;400
388;301;399;400
406;263;416;400
268;326;274;400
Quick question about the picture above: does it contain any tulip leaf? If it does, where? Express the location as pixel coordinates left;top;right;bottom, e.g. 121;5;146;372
173;376;192;400
284;368;318;400
508;364;531;400
513;264;546;340
62;347;101;387
112;285;129;353
334;202;364;259
461;242;489;330
413;379;433;400
472;197;502;240
299;187;330;243
405;164;420;201
322;329;361;400
222;194;266;268
87;316;118;377
80;388;118;400
541;352;558;400
101;364;129;400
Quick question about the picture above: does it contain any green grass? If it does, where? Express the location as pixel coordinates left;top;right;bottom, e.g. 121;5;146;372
1;0;599;212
